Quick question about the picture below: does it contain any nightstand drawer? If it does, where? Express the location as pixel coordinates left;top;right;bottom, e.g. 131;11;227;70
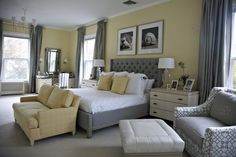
150;100;186;112
150;108;174;121
81;80;97;88
150;92;188;104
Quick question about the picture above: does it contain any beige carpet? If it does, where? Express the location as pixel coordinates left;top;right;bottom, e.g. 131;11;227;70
0;95;190;157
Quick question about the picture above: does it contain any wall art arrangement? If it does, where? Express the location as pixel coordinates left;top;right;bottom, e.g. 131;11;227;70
117;20;163;55
117;26;136;55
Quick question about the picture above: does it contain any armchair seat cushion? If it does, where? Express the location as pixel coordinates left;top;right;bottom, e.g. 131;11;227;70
175;116;226;147
13;102;49;129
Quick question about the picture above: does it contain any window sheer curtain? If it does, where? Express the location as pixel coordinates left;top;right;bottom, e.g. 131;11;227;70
198;0;232;103
75;27;85;87
29;25;43;93
91;20;106;79
0;19;3;78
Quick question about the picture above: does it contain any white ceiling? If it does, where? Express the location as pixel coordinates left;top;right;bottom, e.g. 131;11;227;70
0;0;169;30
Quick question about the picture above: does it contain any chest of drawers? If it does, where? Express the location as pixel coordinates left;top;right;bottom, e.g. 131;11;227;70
150;88;199;121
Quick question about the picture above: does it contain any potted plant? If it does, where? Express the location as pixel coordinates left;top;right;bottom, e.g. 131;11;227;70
178;62;189;86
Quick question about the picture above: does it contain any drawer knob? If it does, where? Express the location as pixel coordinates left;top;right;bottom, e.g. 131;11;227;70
153;103;157;105
153;111;157;114
153;94;158;97
178;98;183;101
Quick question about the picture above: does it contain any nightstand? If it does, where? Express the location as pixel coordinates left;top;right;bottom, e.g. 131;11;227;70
150;88;199;121
81;79;98;88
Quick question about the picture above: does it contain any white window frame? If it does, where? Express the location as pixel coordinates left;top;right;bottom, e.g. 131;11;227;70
83;34;96;79
1;32;30;82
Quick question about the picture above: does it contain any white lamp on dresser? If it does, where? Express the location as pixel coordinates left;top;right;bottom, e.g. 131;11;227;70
158;58;175;88
93;59;105;79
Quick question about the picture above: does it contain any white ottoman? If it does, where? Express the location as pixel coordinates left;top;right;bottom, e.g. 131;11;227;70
119;119;185;157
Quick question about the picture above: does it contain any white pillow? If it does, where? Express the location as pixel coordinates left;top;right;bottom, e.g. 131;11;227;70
114;71;129;77
125;73;147;96
145;79;155;92
101;71;114;76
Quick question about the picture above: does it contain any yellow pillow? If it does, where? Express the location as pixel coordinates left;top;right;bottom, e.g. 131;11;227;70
111;76;129;95
97;75;113;91
46;87;74;108
37;84;54;104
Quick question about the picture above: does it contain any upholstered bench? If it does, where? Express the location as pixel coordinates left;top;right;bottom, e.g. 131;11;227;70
119;119;185;157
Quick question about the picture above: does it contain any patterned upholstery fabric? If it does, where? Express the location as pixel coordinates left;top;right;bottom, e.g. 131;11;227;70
110;58;162;88
174;87;236;157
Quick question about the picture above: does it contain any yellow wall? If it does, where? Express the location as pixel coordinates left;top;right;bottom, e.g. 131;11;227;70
4;0;202;85
105;0;202;81
40;28;71;73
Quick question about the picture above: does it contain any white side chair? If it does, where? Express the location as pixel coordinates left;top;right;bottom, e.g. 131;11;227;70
58;73;69;88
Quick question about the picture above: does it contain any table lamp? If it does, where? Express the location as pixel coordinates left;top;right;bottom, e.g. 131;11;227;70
158;58;175;88
93;59;105;79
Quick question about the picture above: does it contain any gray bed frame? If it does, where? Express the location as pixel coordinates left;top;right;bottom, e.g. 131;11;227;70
77;58;162;138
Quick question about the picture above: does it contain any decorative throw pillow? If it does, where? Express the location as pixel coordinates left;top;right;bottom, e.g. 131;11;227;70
145;79;155;92
37;84;54;104
125;73;148;97
97;75;113;91
210;91;236;125
113;71;129;77
46;87;74;108
101;71;114;76
111;76;129;94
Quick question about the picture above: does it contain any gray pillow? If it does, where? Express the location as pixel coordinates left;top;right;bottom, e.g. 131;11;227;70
210;91;236;125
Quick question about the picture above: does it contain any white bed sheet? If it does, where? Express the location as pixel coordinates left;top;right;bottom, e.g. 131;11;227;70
70;88;148;114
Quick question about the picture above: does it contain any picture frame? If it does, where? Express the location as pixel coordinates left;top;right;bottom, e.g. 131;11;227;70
171;80;178;90
183;79;195;92
137;20;163;54
117;26;137;55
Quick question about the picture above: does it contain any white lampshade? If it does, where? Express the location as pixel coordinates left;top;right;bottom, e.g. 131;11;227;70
93;59;105;67
158;58;175;69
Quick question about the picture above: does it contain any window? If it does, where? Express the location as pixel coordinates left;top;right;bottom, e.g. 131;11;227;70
1;35;30;81
83;35;95;79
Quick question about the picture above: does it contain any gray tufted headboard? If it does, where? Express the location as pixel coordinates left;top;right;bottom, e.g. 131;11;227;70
110;58;162;87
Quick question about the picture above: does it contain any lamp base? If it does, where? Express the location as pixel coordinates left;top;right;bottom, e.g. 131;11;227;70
162;69;171;88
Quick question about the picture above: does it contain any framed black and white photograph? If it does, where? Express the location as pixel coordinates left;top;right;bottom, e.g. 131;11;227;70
117;26;136;55
183;79;195;92
171;80;178;90
137;20;163;54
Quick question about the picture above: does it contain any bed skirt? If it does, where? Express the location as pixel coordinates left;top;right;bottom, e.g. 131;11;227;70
77;103;149;138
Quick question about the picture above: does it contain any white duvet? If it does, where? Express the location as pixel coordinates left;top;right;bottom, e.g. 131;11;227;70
70;88;148;114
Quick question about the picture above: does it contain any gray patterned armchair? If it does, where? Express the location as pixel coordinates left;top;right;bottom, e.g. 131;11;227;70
174;87;236;157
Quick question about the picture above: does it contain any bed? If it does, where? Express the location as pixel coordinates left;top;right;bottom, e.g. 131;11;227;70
73;58;162;138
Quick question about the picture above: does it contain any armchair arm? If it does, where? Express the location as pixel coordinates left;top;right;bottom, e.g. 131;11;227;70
202;126;236;157
20;96;38;102
38;106;79;137
174;104;209;119
174;87;224;120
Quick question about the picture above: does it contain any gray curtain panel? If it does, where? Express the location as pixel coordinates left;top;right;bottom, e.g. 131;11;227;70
91;20;106;79
0;19;3;78
75;27;85;87
198;0;232;103
29;25;43;93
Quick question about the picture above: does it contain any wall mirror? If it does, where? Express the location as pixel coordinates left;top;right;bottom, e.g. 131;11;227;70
45;48;61;75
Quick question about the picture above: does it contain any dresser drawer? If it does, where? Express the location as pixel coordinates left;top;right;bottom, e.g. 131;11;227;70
150;99;186;112
150;108;174;121
150;92;188;104
81;80;97;88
